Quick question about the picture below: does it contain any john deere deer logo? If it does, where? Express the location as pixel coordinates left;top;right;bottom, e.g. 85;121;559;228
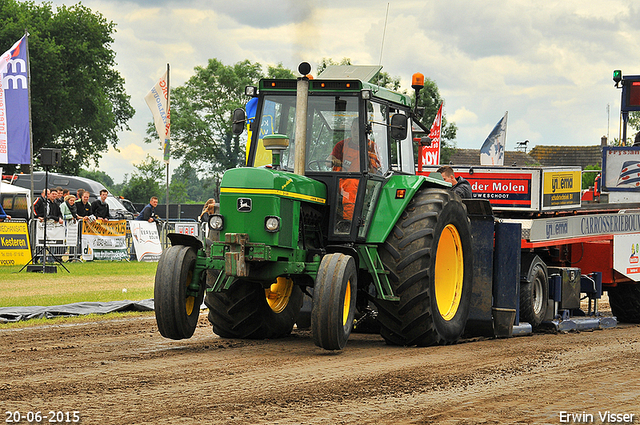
237;198;252;212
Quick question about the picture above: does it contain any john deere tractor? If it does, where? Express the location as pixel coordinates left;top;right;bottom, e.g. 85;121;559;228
154;63;474;350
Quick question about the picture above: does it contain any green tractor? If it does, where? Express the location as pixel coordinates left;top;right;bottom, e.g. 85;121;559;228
154;63;474;350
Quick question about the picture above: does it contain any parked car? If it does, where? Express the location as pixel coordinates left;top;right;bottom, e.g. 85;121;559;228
118;196;139;218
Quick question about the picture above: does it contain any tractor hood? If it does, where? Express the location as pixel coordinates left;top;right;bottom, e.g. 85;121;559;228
220;167;327;205
217;167;327;248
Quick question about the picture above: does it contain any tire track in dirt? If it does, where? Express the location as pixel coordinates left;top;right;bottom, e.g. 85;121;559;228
1;314;639;424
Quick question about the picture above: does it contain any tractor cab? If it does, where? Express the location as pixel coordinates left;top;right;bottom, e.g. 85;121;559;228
236;66;416;242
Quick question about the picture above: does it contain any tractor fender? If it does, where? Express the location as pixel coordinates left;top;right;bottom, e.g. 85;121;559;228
324;245;359;269
167;232;203;251
366;174;451;244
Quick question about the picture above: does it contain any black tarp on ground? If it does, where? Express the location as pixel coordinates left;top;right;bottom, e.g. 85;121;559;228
0;299;155;323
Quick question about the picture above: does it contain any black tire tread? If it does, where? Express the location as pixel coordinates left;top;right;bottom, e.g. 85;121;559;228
375;188;472;347
608;284;640;323
154;245;204;340
519;258;548;328
205;278;303;339
311;253;358;350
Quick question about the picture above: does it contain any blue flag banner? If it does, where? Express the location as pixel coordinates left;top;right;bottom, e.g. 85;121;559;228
0;35;30;165
480;111;508;166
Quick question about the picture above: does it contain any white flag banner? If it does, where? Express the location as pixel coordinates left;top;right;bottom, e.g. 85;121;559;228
144;70;170;163
480;112;508;166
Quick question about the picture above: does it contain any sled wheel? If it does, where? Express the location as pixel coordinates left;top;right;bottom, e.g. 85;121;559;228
520;255;548;327
205;277;303;339
608;283;640;323
311;253;358;350
154;245;204;340
377;188;473;346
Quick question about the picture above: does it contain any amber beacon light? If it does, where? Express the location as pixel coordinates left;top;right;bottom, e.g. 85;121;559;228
412;72;424;90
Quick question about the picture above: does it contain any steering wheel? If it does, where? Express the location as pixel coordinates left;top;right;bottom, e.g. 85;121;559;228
307;160;334;171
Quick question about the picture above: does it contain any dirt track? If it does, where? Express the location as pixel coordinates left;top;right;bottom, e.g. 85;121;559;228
1;309;639;425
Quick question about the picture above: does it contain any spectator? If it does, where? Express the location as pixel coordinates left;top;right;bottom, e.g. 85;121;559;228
634;132;640;147
60;195;78;221
33;189;49;221
0;203;11;221
76;191;92;218
76;188;85;200
136;196;159;222
198;198;216;224
47;188;64;224
54;186;64;205
91;189;110;220
436;165;473;199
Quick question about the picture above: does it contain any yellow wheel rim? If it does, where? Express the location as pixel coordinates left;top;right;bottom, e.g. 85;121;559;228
343;280;352;326
185;269;195;316
265;277;294;313
434;224;464;321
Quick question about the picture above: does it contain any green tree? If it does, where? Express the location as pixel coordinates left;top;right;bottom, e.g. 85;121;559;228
121;155;164;203
169;161;211;203
154;59;264;177
628;112;640;133
582;164;601;190
0;1;135;174
266;63;295;79
316;57;352;75
78;169;114;191
168;179;189;204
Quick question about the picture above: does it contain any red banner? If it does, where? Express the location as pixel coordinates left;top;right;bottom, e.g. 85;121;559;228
419;103;442;168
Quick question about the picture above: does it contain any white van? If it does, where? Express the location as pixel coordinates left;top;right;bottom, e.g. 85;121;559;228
0;182;31;220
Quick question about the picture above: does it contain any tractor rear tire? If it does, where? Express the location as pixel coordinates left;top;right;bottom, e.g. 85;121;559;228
311;253;358;350
376;188;473;346
608;284;640;323
519;255;548;327
205;278;303;339
154;245;204;340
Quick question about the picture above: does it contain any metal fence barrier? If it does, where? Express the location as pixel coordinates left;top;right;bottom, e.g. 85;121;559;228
24;218;207;262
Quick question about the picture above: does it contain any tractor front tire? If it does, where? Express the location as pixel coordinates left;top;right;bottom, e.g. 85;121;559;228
205;277;303;339
311;253;358;350
608;283;640;323
377;188;473;346
154;245;204;340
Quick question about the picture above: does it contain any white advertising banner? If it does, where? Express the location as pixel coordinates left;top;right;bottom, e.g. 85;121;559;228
613;234;640;282
65;220;78;246
81;219;128;261
130;221;162;262
35;221;65;246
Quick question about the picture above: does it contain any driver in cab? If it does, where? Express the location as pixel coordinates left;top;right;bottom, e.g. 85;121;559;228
328;118;380;173
327;118;381;223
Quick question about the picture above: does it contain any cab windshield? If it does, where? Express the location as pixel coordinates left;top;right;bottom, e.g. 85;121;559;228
251;94;388;175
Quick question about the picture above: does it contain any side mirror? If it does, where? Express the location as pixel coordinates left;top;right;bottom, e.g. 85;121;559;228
232;108;246;135
389;114;408;140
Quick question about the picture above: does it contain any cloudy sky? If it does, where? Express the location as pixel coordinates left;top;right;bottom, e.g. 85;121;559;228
42;0;640;183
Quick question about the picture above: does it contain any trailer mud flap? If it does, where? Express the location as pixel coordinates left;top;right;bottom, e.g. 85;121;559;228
492;222;521;337
463;200;494;337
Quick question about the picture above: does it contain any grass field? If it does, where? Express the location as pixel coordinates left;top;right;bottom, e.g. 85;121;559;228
0;261;158;308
